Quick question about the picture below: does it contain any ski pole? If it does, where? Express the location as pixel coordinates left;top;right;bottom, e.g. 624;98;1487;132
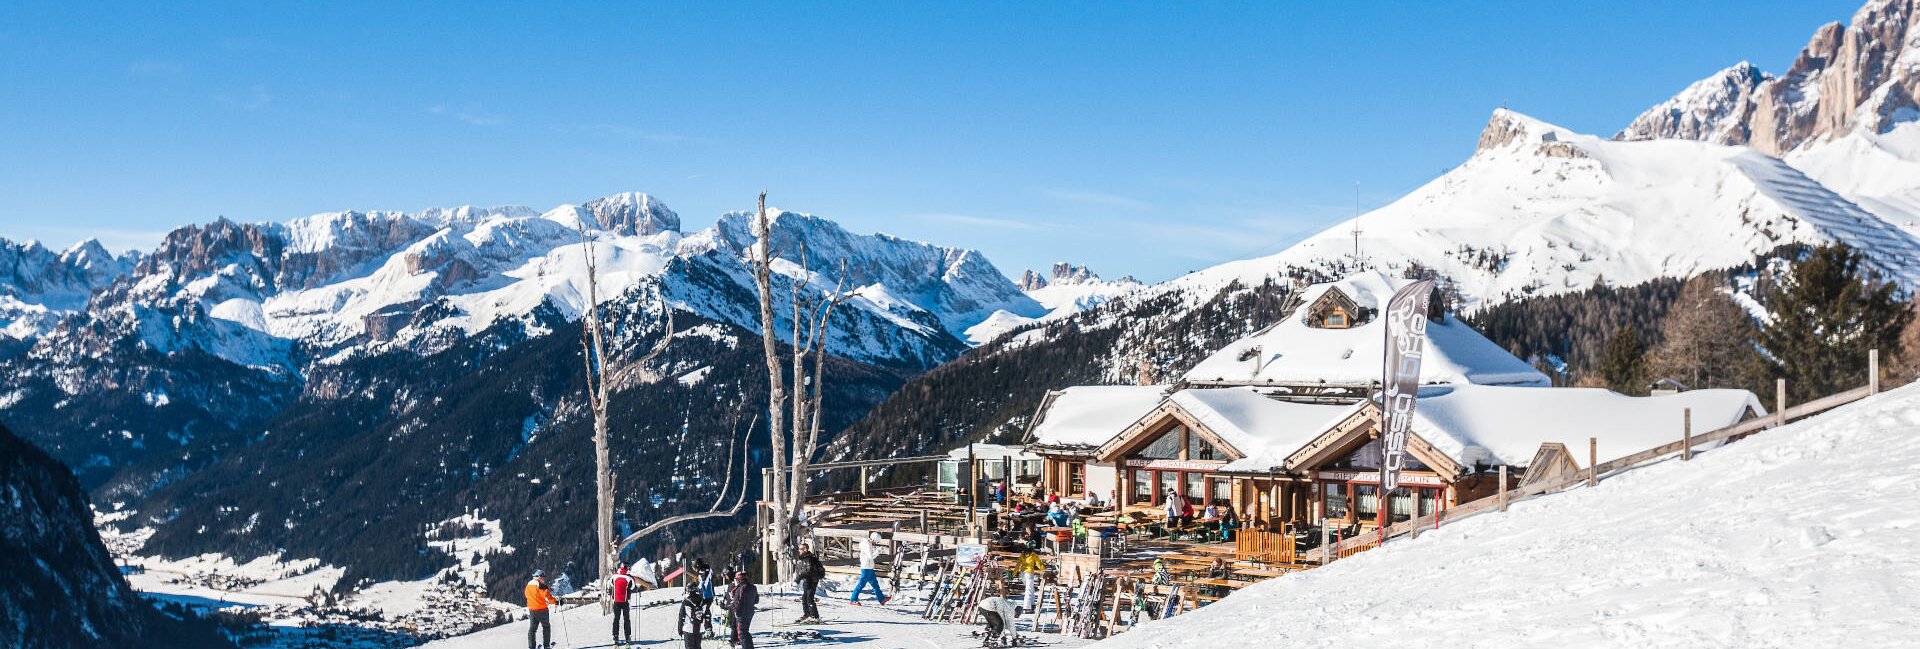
558;602;574;649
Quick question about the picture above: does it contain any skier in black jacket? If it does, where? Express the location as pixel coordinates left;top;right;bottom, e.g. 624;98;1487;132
727;570;759;649
677;587;711;649
794;544;826;624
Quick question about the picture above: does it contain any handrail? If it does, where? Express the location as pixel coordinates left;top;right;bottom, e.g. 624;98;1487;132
1323;382;1877;559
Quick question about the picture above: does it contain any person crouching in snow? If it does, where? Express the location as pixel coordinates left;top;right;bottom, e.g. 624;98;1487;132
677;586;711;649
608;562;638;646
524;569;559;649
727;569;759;649
850;532;887;605
974;595;1019;647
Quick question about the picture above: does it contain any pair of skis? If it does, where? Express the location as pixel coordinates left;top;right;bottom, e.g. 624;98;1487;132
1065;572;1105;639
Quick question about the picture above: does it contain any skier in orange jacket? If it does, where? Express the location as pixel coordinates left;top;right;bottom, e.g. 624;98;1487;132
525;569;559;649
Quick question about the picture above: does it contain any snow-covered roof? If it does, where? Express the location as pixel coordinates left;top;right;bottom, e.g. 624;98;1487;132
1182;271;1550;387
1403;384;1766;469
1166;388;1351;472
945;443;1039;462
1026;385;1168;448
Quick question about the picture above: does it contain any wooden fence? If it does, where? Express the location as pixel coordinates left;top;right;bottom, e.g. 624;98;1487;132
1234;529;1296;565
1320;364;1884;563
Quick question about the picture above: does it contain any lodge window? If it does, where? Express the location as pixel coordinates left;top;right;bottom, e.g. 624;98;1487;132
1131;470;1153;505
1210;477;1232;505
1158;471;1178;501
1137;426;1185;459
1324;481;1349;519
1417;488;1439;517
1326;312;1347;328
1389;488;1415;523
1067;462;1086;496
1186;434;1219;461
1184;472;1206;502
1355;484;1379;519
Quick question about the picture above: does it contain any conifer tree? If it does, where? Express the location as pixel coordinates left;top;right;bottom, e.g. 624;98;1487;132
1759;243;1910;400
1600;325;1649;395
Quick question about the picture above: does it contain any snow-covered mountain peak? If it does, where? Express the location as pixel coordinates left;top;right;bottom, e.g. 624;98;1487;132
1018;262;1117;290
1620;0;1918;155
1474;109;1588;158
1617;62;1771;145
580;192;679;236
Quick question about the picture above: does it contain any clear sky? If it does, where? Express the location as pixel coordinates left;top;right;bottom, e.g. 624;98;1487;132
0;1;1865;283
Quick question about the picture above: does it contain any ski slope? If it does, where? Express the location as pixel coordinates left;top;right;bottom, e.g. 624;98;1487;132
424;582;1098;649
1095;382;1920;648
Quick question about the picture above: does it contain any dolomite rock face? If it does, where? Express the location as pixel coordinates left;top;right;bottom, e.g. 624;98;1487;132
1620;0;1920;154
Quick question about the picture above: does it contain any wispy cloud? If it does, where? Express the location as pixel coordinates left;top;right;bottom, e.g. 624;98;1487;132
427;104;505;127
556;123;715;145
1041;188;1151;211
911;213;1050;231
128;59;185;77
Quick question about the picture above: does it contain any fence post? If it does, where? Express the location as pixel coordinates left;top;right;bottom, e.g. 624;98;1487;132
1497;465;1508;512
860;465;870;497
1870;349;1880;395
1587;437;1597;487
919;509;928;534
1776;379;1787;427
1682;408;1692;462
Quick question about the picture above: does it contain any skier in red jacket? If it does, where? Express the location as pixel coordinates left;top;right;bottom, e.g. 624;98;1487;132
609;563;640;646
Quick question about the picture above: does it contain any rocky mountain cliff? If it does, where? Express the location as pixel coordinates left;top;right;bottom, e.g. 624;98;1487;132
0;238;138;340
0;422;229;649
1618;0;1919;155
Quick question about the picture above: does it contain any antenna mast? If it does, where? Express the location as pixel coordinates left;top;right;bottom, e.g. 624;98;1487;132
1350;181;1364;267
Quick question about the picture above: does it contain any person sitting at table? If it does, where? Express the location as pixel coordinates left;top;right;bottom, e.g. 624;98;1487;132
1201;502;1220;524
1217;506;1238;542
1046;504;1069;528
1084;490;1103;507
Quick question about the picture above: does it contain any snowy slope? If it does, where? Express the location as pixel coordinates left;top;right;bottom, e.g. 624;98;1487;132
1160;109;1920;312
967;263;1141;343
1788;120;1920;236
1096;382;1920;648
424;584;1096;649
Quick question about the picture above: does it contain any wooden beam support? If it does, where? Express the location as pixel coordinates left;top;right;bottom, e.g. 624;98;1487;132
1870;349;1881;395
1776;379;1787;427
1497;465;1508;512
1682;408;1692;462
1587;437;1597;488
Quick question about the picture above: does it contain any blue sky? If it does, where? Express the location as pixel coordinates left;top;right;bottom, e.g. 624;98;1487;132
0;1;1863;283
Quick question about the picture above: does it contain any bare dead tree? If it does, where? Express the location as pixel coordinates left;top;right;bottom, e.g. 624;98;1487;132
575;221;674;611
749;193;856;581
787;257;851;522
749;191;794;579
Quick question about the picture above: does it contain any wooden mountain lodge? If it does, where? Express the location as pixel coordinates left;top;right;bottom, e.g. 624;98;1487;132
788;271;1773;638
